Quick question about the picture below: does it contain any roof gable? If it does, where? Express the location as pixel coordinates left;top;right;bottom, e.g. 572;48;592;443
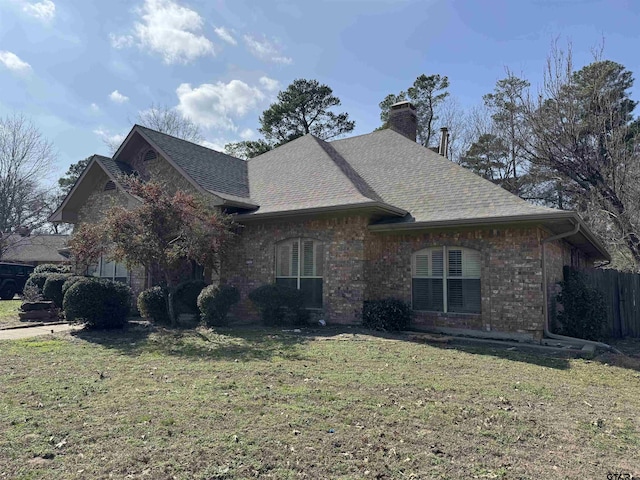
130;126;253;203
246;134;400;215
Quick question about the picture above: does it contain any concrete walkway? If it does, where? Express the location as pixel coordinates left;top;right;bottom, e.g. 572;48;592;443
0;323;78;340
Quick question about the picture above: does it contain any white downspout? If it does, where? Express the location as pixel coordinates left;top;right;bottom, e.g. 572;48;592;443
541;221;622;353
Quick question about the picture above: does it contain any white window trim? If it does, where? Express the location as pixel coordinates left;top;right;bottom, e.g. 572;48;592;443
275;238;323;288
89;255;129;284
412;246;481;314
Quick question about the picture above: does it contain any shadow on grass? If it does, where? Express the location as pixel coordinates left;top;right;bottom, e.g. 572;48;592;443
71;321;310;362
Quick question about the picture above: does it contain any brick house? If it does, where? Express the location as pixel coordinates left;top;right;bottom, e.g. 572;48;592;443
50;102;609;340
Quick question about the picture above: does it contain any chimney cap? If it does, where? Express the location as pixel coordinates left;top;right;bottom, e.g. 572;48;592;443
390;101;416;111
440;126;448;132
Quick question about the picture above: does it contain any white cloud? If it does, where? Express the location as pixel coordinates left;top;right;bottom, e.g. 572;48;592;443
90;103;101;113
110;0;214;64
109;33;135;49
259;76;280;92
93;128;126;146
214;26;237;46
200;139;228;151
243;35;292;64
176;79;265;130
109;90;129;103
21;0;55;22
239;128;255;140
0;51;31;73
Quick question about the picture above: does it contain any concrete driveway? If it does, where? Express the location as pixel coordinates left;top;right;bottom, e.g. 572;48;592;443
0;323;78;340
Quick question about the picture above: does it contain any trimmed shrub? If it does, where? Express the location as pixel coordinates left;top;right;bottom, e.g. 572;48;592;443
63;278;131;329
137;286;171;325
248;284;309;326
42;273;71;307
557;267;607;341
61;276;88;298
198;284;240;327
362;298;412;332
173;279;207;315
34;263;71;274
25;272;52;294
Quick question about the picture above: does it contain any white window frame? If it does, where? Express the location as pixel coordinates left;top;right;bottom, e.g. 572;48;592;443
412;246;481;314
275;238;323;308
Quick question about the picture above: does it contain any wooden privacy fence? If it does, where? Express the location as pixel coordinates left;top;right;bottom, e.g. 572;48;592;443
580;268;640;338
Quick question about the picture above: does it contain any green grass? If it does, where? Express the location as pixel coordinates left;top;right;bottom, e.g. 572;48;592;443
0;300;22;329
1;325;639;479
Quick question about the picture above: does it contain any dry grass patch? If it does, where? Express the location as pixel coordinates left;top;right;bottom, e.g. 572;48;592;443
0;300;22;329
0;325;639;479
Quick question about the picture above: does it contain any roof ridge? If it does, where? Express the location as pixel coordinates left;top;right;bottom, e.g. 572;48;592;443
135;124;246;163
312;136;384;203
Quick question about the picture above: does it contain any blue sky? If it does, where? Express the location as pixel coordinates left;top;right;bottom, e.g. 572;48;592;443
0;0;639;185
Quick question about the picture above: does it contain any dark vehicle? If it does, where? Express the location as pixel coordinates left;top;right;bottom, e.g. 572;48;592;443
0;262;35;300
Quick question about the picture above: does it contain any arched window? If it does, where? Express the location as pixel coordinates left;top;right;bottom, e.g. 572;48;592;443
412;247;481;313
143;149;158;161
104;180;116;191
276;238;323;308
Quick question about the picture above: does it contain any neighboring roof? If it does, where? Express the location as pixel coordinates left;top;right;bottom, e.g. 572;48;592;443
133;125;252;201
244;134;405;216
1;235;70;263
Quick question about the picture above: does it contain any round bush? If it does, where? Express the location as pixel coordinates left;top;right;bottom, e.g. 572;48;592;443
362;298;412;331
25;272;53;294
34;263;71;274
173;279;207;315
137;286;171;325
198;284;240;327
42;273;71;307
61;276;88;298
248;284;309;326
63;278;131;329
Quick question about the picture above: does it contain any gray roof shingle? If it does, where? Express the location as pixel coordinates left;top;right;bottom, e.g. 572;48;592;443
246;134;390;214
136;125;251;200
95;155;135;178
2;235;69;263
329;129;559;224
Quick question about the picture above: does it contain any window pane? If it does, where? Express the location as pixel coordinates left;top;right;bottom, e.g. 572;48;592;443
302;240;315;277
101;258;115;278
276;278;297;290
115;262;128;278
448;249;462;277
300;278;322;309
277;244;291;276
412;278;444;312
447;279;481;313
463;249;481;277
431;248;444;276
414;254;429;277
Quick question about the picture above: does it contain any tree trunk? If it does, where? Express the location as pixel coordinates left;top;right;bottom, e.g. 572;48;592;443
163;273;177;327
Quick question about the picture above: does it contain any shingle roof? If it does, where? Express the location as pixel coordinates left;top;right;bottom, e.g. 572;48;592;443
95;155;135;178
136;126;251;200
246;134;394;214
329;129;559;224
2;235;69;263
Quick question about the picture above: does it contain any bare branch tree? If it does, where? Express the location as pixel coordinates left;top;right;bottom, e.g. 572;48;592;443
135;104;203;143
0;113;55;257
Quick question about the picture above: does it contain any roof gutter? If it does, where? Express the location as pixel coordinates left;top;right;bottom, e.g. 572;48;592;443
541;221;621;353
234;201;407;222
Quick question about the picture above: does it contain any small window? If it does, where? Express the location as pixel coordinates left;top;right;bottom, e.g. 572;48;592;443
88;255;128;284
143;149;158;162
104;180;116;191
276;238;323;309
412;247;481;314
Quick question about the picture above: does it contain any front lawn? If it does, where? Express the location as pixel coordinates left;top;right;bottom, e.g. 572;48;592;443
0;299;22;329
0;325;639;479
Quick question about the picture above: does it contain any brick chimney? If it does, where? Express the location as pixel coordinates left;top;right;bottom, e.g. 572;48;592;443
438;127;449;159
388;101;417;142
